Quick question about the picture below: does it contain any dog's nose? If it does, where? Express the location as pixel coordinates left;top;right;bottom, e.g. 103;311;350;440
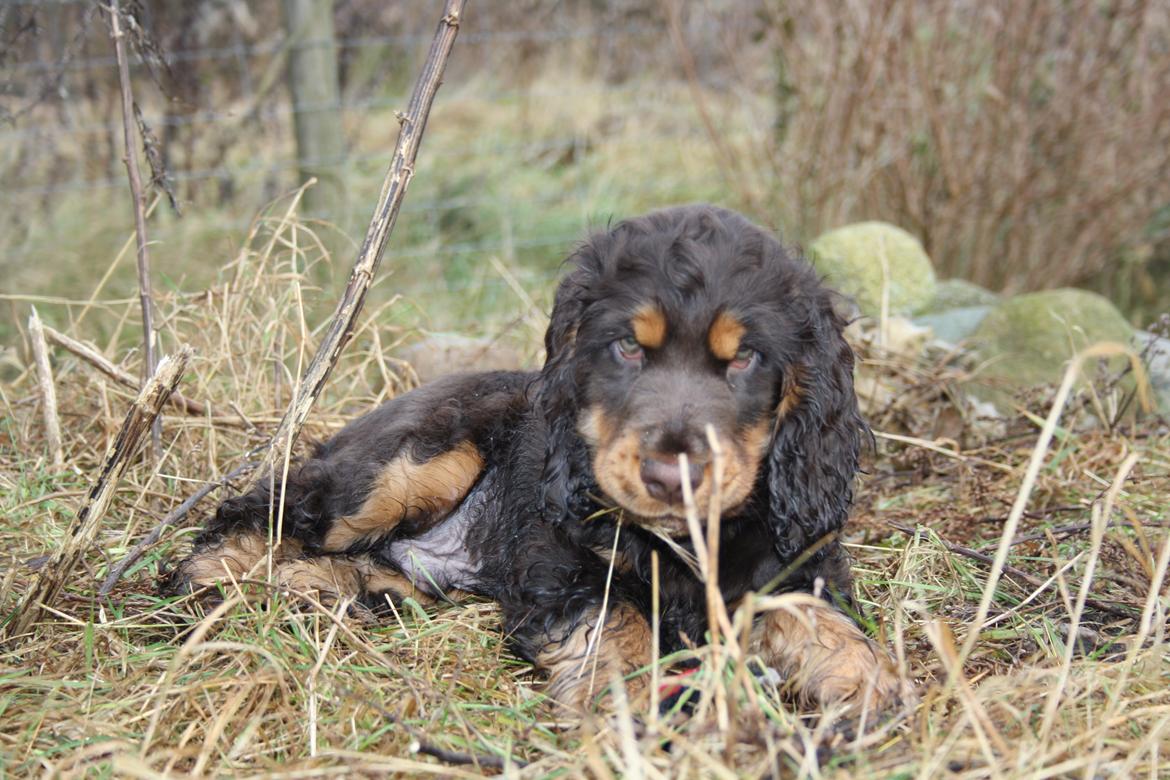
641;455;706;505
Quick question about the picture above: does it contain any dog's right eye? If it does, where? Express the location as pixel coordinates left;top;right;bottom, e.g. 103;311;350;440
614;336;644;362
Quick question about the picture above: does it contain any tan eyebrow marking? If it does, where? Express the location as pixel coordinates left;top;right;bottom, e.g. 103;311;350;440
708;311;746;360
631;304;667;349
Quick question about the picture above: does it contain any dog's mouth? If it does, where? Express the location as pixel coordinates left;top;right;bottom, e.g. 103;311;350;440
587;433;768;531
631;512;692;537
625;499;753;538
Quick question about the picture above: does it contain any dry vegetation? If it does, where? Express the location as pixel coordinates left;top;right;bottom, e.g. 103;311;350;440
5;1;1170;328
750;1;1170;296
1;203;1168;778
3;1;1170;777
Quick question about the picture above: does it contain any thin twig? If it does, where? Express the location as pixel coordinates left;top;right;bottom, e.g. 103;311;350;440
98;461;257;596
107;0;160;459
874;430;1015;473
28;307;64;468
1003;522;1106;548
2;348;191;642
888;522;1136;621
42;324;210;417
245;0;468;489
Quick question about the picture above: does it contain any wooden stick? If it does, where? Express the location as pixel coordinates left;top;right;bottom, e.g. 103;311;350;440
2;348;191;642
98;460;257;597
107;0;161;459
43;324;209;417
28;307;64;468
246;0;468;486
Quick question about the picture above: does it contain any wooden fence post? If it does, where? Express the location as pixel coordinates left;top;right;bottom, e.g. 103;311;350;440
283;0;346;224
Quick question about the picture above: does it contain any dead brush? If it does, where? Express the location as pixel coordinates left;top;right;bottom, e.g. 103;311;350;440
751;0;1170;293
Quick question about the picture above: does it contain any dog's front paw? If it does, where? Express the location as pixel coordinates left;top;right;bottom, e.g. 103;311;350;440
753;597;915;715
807;633;911;713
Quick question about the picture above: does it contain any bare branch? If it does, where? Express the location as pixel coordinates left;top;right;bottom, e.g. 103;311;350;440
98;460;256;597
106;0;160;459
43;324;209;417
28;307;64;468
247;0;468;486
2;348;191;642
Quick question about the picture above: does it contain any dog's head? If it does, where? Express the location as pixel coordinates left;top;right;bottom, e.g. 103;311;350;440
538;205;863;560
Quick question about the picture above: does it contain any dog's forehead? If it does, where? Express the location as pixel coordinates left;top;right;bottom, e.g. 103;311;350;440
614;266;778;334
604;249;770;311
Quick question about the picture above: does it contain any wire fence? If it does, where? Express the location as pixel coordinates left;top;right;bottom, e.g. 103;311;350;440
1;0;756;338
11;0;1164;337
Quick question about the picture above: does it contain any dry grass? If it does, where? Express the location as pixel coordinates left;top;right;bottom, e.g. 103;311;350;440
2;208;1169;778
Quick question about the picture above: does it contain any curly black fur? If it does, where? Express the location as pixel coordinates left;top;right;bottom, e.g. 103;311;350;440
171;204;870;697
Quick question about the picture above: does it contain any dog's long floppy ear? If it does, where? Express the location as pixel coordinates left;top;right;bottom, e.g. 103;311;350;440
766;289;865;563
536;245;601;523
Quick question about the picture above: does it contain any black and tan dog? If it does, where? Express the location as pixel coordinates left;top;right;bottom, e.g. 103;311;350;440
169;204;906;712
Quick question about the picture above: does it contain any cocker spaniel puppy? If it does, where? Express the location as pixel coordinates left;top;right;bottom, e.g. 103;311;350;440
169;204;905;712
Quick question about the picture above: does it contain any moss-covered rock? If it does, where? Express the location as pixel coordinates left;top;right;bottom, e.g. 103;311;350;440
808;222;937;317
927;278;1001;311
971;289;1135;387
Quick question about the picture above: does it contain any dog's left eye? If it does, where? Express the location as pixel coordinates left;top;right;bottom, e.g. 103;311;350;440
614;336;644;362
729;347;757;371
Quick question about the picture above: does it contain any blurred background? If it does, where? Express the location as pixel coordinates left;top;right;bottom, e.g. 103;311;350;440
2;0;1169;350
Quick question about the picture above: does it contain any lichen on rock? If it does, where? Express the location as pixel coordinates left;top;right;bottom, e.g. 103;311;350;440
927;279;1002;311
808;221;937;318
970;288;1135;389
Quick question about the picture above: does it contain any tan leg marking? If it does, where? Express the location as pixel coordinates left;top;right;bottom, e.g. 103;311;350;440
274;555;436;607
631;304;667;349
177;532;303;591
357;558;437;605
177;534;437;607
752;596;904;711
323;441;483;551
708;311;746;360
538;604;651;711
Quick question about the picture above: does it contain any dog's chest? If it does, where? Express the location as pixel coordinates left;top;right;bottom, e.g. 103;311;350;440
383;470;498;595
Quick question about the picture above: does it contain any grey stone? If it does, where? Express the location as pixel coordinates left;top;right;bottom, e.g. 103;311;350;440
914;305;993;345
1134;330;1170;412
398;331;525;384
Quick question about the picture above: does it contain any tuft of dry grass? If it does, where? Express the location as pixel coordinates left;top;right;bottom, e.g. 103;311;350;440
1;208;1169;778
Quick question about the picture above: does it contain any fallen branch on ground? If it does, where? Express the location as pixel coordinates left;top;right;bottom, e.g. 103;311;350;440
2;347;191;642
43;324;209;417
888;521;1136;621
